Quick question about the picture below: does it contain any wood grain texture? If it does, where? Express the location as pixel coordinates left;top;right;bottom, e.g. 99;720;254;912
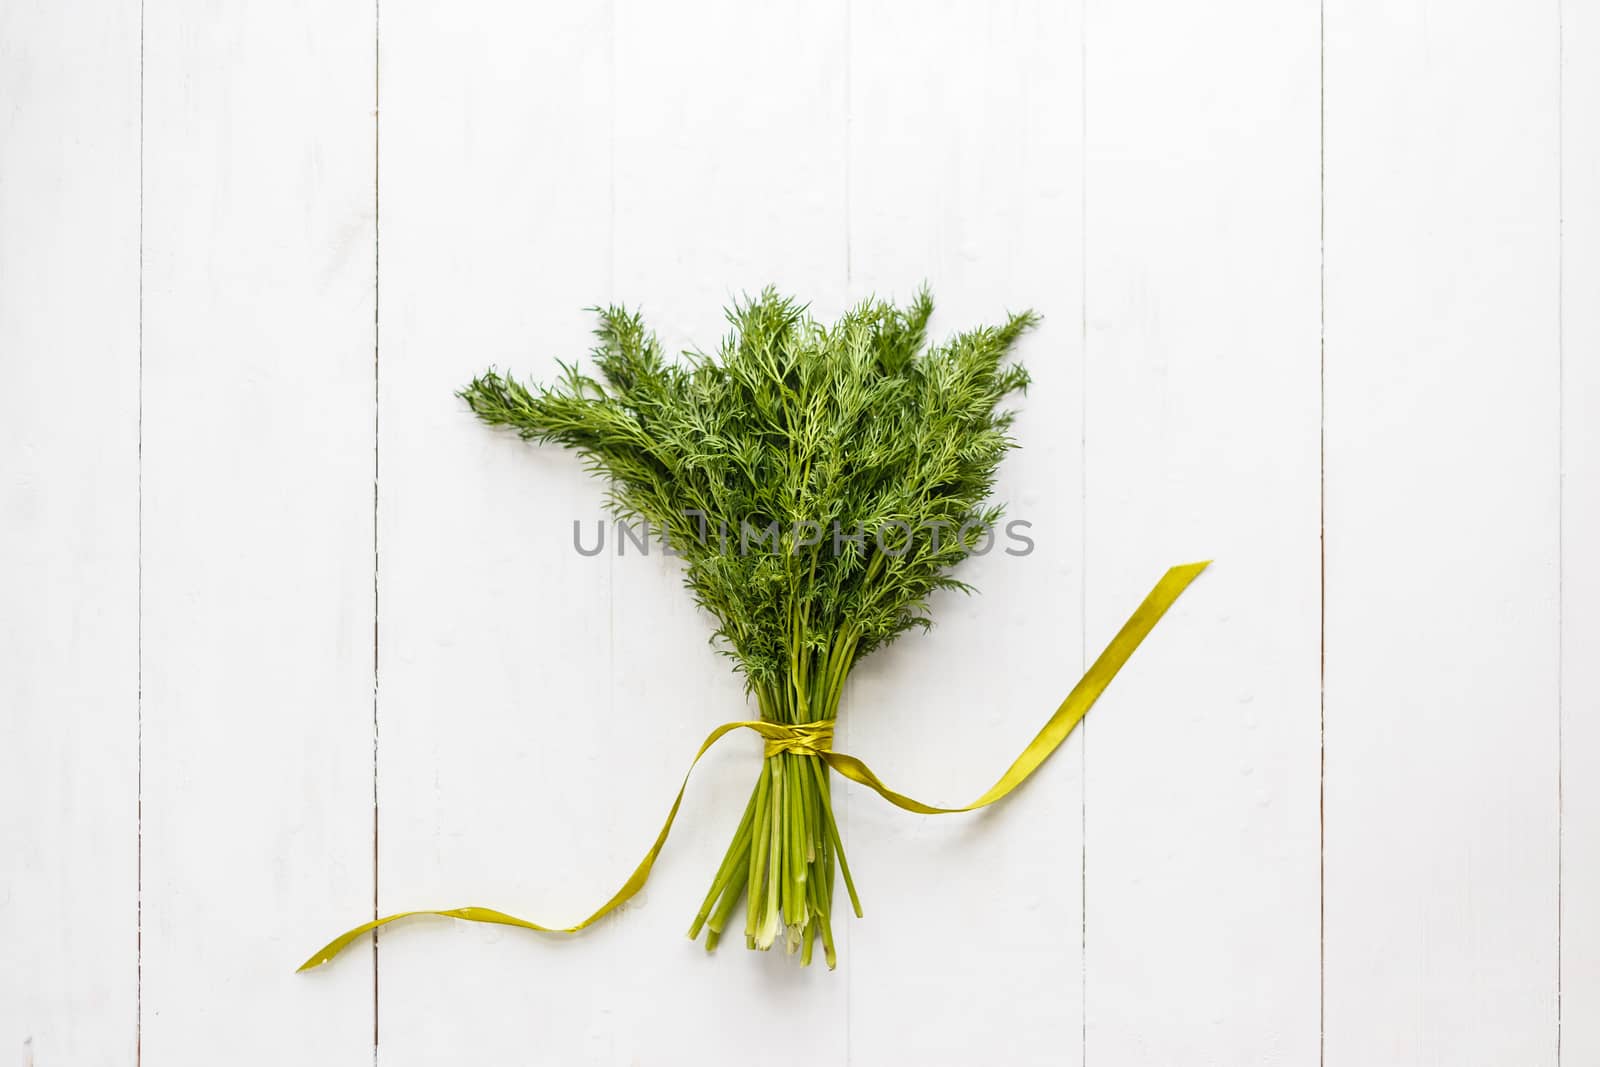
0;1;140;1062
1323;1;1562;1063
1082;0;1322;1062
845;3;1084;1063
1561;0;1599;1060
139;0;376;1060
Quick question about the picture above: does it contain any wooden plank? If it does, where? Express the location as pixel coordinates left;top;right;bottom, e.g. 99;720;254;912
844;3;1085;1063
1081;1;1322;1062
0;1;141;1062
1561;0;1600;1060
371;3;622;1062
138;0;376;1059
603;1;851;1059
1323;2;1562;1062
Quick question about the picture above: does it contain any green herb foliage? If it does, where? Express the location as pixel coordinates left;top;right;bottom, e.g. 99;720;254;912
460;288;1036;965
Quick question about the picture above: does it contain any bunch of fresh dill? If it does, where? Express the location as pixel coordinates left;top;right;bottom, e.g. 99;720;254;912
460;288;1036;967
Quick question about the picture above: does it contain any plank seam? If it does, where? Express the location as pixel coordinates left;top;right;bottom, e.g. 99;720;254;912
844;2;857;1062
843;1;854;1061
135;0;146;1061
1079;3;1090;1062
1556;0;1566;1061
371;0;383;1055
1318;0;1328;1060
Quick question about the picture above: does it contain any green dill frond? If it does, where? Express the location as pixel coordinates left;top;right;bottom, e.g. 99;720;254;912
459;288;1037;703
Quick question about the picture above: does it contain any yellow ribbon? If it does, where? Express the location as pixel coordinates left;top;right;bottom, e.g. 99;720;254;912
298;560;1209;972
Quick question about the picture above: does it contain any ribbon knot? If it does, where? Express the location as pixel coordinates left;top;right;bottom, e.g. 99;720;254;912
761;719;835;759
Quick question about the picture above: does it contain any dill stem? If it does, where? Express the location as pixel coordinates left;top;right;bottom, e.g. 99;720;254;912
784;756;807;930
809;754;862;918
816;810;838;969
705;846;750;950
796;753;817;862
688;788;757;939
761;755;784;949
744;759;773;942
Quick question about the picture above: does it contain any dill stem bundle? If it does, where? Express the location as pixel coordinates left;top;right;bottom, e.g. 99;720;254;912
687;667;861;966
461;289;1034;967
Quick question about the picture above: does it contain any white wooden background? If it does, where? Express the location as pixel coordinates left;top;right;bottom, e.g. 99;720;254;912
1;1;1593;1064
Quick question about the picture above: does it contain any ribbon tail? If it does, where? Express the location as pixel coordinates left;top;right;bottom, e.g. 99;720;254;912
297;719;763;972
296;907;554;972
821;560;1211;815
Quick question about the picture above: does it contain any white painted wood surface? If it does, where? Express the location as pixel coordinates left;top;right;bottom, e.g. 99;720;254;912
137;0;377;1063
373;4;618;1063
0;3;140;1064
1082;1;1321;1062
2;1;1594;1065
1323;2;1563;1064
1562;2;1599;1063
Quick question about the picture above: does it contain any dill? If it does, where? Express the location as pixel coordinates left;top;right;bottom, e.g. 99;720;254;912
460;287;1036;966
